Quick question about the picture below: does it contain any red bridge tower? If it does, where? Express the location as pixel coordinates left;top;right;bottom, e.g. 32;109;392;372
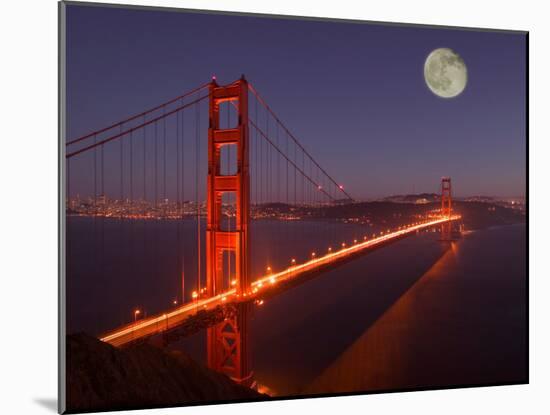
206;77;253;386
440;176;452;240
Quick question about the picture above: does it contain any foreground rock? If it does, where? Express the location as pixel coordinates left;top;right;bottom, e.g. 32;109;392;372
66;333;264;412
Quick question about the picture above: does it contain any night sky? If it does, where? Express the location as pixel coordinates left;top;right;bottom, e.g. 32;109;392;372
66;4;526;199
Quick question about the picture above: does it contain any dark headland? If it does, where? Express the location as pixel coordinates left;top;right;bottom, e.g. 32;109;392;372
66;333;264;413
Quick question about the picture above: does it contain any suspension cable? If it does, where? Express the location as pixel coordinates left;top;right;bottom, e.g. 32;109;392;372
249;119;334;201
66;82;210;146
248;82;353;201
66;95;209;159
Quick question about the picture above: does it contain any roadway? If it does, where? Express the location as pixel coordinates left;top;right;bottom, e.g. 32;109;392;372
100;215;460;347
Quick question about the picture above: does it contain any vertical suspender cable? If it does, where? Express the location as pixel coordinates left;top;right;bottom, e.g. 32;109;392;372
143;115;146;211
176;103;181;305
119;124;124;322
129;127;135;307
93;134;97;213
266;110;270;204
254;99;260;211
154;121;158;208
181;103;185;303
177;107;180;215
93;133;97;287
130;130;133;205
196;98;201;300
120;124;124;213
142;118;147;306
163;106;167;207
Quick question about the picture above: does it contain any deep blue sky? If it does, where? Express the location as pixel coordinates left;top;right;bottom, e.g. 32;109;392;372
66;4;526;199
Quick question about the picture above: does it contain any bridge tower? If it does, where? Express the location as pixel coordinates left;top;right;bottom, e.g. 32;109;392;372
206;77;253;386
440;176;452;240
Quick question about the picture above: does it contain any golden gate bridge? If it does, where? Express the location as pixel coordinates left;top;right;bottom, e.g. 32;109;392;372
65;76;460;389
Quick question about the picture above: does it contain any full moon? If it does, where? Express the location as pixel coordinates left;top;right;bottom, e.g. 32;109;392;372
424;48;467;98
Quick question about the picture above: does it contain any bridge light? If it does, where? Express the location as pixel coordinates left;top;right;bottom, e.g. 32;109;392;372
231;280;237;286
222;296;227;302
173;300;178;306
311;252;316;258
192;291;198;299
363;236;367;240
328;246;332;252
291;258;296;264
267;266;272;273
318;185;322;190
270;276;276;284
354;239;357;244
342;242;346;247
258;281;263;288
339;185;344;190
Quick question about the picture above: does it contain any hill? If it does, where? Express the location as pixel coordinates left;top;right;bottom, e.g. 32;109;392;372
66;333;264;412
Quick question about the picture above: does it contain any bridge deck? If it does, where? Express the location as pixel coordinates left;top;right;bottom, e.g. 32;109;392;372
100;216;460;347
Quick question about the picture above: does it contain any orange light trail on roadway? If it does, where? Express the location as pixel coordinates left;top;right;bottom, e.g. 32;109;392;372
100;215;460;347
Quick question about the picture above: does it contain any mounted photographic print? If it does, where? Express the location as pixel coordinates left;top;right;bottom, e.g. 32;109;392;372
59;1;528;413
